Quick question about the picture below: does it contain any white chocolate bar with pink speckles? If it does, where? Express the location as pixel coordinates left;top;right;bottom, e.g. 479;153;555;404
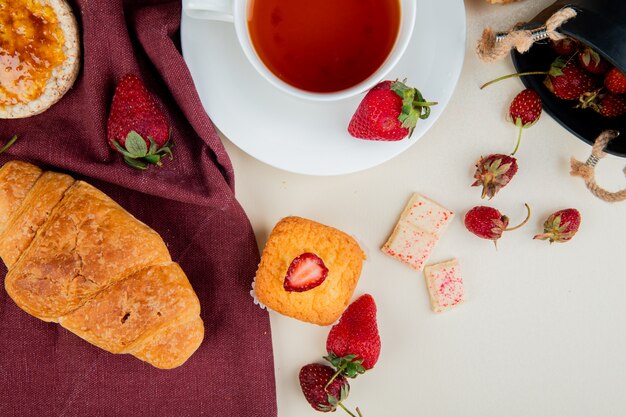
381;221;437;271
381;193;454;271
400;193;454;235
424;259;464;313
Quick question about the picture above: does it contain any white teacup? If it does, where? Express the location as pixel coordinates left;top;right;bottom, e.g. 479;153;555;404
183;0;416;101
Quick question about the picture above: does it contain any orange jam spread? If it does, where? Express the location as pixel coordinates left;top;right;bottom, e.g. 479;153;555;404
0;0;66;107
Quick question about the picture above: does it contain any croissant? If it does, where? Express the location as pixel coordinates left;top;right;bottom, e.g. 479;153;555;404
0;161;204;369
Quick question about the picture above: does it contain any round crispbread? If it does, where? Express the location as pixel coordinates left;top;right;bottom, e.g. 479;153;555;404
0;0;80;119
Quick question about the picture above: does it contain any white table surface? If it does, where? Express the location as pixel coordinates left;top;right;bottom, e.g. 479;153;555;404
219;1;626;415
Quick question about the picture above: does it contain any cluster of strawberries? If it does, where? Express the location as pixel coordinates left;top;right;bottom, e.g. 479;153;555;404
299;295;380;416
551;38;626;117
460;38;616;246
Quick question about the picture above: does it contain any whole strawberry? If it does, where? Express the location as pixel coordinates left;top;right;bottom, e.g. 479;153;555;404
464;204;531;245
472;154;518;199
107;74;173;170
544;57;598;100
326;294;380;377
348;80;437;141
578;47;611;75
551;38;579;56
299;364;357;414
597;94;626;118
534;208;581;243
604;67;626;94
508;89;542;155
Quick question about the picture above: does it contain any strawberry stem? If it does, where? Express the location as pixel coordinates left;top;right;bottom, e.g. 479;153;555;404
338;402;362;417
504;203;531;232
512;119;523;155
324;363;347;391
0;135;18;155
414;101;438;107
480;71;548;90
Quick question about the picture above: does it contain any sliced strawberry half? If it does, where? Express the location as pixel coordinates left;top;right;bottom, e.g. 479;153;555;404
283;253;328;292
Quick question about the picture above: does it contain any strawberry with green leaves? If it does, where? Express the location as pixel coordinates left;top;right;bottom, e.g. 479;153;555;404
508;89;542;155
534;208;581;243
348;80;437;141
578;47;611;75
544;57;599;100
597;94;626;118
325;294;380;381
551;38;579;56
481;57;598;102
577;90;626;118
107;74;173;170
464;204;531;247
472;154;518;199
299;364;361;416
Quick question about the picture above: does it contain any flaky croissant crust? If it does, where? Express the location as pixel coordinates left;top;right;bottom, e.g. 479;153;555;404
0;161;204;369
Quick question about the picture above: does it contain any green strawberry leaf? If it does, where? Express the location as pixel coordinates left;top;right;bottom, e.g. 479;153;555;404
339;383;350;401
549;66;564;77
590;49;601;65
391;80;437;136
581;52;591;67
324;352;366;379
148;137;158;155
125;131;148;158
318;403;333;412
111;139;135;158
144;154;162;165
160;145;174;160
549;56;567;77
123;155;148;170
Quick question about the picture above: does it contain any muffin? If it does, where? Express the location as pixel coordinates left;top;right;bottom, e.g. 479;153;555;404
254;216;365;326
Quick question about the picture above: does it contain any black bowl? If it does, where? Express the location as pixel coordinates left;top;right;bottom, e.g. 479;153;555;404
511;0;626;157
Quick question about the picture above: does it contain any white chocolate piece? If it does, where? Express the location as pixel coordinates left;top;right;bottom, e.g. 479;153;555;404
381;221;437;271
400;193;454;235
424;259;464;313
381;193;454;270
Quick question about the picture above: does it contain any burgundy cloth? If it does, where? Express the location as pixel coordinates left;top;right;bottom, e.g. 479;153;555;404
0;1;277;416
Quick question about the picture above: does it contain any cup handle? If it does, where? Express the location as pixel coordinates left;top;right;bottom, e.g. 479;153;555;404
183;0;234;22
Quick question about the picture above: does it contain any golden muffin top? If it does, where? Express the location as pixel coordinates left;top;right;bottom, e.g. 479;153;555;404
0;0;66;108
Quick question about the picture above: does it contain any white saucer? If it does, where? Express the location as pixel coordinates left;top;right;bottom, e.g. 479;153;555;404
181;0;466;176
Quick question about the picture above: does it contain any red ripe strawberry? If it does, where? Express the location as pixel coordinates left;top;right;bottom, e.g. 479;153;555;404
464;204;531;245
544;57;599;101
299;364;352;413
604;67;626;94
283;253;328;292
508;89;542;155
534;208;581;243
597;94;626;118
578;47;611;75
472;154;518;199
326;294;380;375
348;80;437;141
107;74;173;170
551;38;579;56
